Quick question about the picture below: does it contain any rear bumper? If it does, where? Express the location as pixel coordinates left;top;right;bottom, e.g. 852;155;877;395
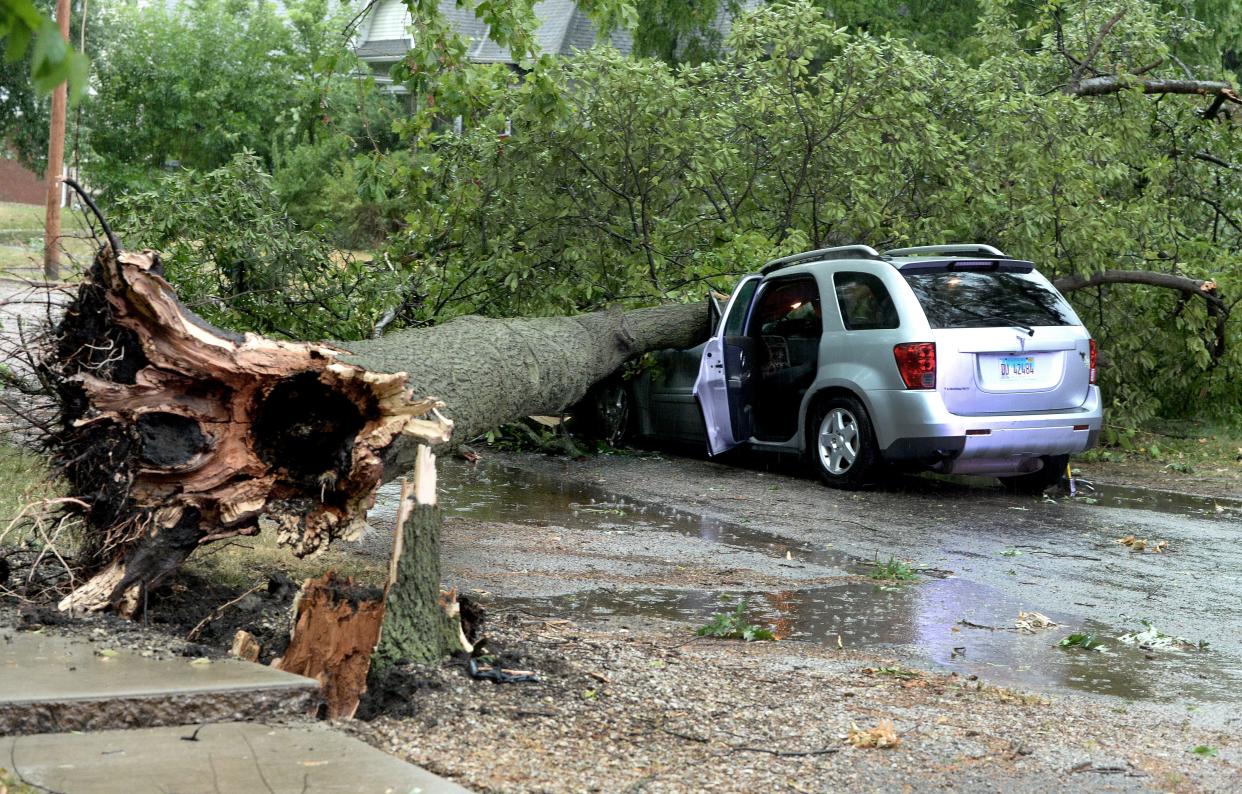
875;386;1102;465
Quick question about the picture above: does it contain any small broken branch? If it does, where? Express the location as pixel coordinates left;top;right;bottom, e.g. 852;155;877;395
1054;269;1228;360
1073;10;1126;82
185;580;267;642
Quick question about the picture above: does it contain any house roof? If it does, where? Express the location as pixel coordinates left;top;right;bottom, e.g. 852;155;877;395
354;0;632;66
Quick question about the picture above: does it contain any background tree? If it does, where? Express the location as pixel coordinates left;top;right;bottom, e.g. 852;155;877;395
0;0;96;170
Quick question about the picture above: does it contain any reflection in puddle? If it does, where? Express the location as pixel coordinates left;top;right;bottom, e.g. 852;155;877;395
504;580;1242;704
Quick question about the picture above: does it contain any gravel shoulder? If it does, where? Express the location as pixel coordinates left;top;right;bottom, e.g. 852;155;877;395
346;613;1240;793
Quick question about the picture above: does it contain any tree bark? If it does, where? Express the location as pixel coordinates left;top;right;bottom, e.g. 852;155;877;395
47;246;711;614
1070;76;1234;97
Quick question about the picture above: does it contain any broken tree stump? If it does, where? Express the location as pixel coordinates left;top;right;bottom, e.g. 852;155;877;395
274;571;386;719
274;451;470;717
372;446;471;668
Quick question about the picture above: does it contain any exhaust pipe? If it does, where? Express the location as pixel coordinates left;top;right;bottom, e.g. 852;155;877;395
934;457;1044;476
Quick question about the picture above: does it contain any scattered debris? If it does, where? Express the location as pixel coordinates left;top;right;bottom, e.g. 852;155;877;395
1118;621;1208;651
230;629;261;662
847;720;900;748
862;667;922;679
1016;612;1060;633
1058;632;1106;651
467;657;539;683
1116;535;1169;553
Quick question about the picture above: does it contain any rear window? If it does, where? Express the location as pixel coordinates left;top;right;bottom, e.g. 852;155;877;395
902;271;1078;328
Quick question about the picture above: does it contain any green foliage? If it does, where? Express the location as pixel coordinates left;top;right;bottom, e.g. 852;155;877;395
84;0;381;197
85;0;292;194
376;0;1242;426
1058;632;1107;651
112;152;402;341
1191;745;1218;757
628;0;742;64
869;558;918;581
696;597;777;641
0;0;87;100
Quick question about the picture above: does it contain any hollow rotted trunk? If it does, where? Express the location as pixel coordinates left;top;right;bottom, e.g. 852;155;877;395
47;246;709;615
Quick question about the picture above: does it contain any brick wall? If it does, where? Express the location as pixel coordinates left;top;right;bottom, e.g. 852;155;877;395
0;158;49;205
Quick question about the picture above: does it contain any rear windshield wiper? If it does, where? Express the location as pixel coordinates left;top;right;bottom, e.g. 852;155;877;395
977;315;1035;336
940;303;1036;336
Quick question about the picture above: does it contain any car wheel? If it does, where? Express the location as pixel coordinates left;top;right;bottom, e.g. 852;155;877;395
572;377;631;446
998;454;1070;495
807;396;878;489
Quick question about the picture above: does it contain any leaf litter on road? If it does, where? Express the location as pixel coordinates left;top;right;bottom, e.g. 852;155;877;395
846;720;901;749
1118;621;1209;651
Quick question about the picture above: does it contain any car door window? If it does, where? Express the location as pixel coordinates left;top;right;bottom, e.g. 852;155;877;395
746;276;822;440
722;278;760;337
834;272;899;330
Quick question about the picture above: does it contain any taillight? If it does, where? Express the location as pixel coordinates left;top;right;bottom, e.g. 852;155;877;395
1088;339;1097;385
894;342;936;389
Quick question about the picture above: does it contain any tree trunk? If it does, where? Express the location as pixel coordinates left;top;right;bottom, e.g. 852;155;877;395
47;246;710;615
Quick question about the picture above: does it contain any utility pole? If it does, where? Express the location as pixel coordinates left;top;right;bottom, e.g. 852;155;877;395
42;0;72;282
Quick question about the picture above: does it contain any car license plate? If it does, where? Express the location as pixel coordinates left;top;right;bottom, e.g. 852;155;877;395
999;356;1036;379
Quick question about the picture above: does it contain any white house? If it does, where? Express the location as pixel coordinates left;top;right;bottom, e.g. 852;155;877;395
353;0;633;91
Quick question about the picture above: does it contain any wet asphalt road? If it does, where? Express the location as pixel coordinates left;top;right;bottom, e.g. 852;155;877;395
365;447;1242;727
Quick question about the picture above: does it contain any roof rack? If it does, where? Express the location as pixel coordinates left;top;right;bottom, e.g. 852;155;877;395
761;245;882;274
883;243;1009;258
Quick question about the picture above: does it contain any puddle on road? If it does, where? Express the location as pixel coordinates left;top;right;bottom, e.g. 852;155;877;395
374;458;858;571
503;580;1242;705
1078;481;1242;518
375;458;1242;705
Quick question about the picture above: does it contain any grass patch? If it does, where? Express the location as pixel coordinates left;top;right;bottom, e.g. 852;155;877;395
1083;420;1242;472
869;557;918;581
182;528;387;591
696;597;777;641
0;201;44;230
0;201;99;278
0;766;41;793
0;443;61;536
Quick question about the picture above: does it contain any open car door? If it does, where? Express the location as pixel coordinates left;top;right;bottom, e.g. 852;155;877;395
694;275;761;456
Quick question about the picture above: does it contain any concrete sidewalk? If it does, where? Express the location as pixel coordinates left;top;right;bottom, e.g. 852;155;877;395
1;721;471;793
1;630;472;792
1;631;318;734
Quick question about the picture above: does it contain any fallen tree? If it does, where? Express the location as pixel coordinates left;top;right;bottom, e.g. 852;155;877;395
45;239;710;618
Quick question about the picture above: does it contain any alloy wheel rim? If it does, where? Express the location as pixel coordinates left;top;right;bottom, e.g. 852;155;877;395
817;408;859;475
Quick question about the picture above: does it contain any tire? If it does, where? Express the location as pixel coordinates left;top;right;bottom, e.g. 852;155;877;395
998;454;1069;495
572;377;631;446
807;396;879;489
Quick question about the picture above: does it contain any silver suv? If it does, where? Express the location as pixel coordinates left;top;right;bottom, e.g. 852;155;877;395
628;243;1102;492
